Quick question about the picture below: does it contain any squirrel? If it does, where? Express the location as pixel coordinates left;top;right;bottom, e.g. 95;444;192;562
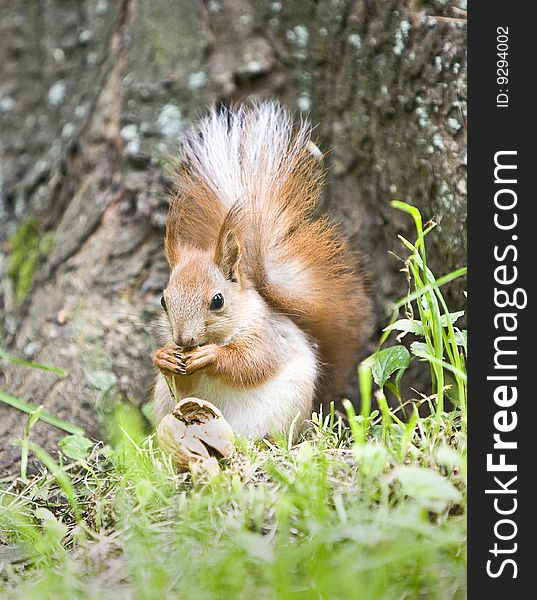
153;101;372;438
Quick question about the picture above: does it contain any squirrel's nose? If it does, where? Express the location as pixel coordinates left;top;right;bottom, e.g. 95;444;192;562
174;335;196;348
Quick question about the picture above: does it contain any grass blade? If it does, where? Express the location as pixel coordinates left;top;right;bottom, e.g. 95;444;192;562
0;392;84;436
0;347;67;377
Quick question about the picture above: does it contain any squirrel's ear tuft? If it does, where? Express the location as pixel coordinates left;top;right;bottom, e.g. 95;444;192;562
215;227;242;283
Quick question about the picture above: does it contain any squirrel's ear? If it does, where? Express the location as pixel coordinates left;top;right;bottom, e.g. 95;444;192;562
215;228;242;283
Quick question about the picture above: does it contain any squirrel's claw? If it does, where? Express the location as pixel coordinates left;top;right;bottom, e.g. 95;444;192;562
154;345;219;376
154;347;187;376
183;344;219;375
173;352;187;365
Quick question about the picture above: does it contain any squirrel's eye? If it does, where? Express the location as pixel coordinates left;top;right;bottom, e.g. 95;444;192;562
160;296;167;311
210;293;224;310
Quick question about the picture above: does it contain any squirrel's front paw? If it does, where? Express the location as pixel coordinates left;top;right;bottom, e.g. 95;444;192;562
153;346;187;376
183;344;219;375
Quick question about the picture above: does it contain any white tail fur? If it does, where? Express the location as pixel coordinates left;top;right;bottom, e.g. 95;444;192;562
178;101;314;210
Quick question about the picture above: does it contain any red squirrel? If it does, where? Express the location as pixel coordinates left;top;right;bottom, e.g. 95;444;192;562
153;101;371;438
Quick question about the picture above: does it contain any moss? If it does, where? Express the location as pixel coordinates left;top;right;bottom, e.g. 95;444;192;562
8;217;55;304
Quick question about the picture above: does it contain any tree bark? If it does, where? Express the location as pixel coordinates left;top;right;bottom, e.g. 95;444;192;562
0;0;466;473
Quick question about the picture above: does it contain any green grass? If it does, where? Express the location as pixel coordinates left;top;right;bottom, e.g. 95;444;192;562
0;203;467;599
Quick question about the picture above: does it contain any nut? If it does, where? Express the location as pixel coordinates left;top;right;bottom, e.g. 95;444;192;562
156;397;235;472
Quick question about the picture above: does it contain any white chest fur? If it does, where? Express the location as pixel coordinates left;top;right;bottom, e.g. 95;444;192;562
190;317;317;437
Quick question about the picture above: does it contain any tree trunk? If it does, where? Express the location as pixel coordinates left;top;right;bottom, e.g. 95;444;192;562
0;0;466;473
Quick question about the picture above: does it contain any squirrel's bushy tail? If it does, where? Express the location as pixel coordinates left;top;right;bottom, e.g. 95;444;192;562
167;101;372;396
